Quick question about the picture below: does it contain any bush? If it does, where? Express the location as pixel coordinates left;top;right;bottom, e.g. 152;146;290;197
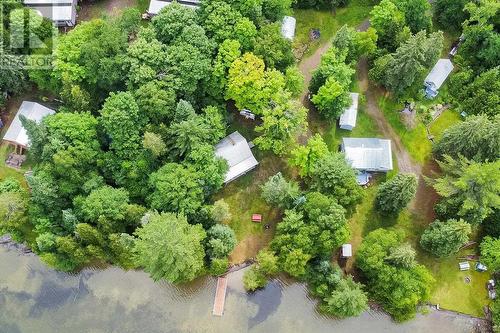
243;266;268;291
209;257;229;276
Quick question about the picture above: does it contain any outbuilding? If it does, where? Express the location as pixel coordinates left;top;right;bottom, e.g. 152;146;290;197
424;59;454;98
341;244;352;258
147;0;199;16
281;16;296;41
215;131;259;183
339;93;359;131
23;0;77;27
2;101;55;154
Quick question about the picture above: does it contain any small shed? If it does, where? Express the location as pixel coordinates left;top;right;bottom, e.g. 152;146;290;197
341;138;393;173
459;262;470;271
339;93;359;131
281;16;296;41
341;244;352;258
215;131;259;183
2;101;55;154
147;0;200;16
424;59;454;98
23;0;77;27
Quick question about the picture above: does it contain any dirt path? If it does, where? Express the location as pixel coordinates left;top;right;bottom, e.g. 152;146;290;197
357;58;421;174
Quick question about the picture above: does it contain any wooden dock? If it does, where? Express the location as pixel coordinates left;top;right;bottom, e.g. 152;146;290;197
212;276;228;316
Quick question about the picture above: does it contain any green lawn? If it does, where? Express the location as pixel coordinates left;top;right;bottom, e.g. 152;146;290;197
347;180;489;317
293;0;373;59
378;96;461;164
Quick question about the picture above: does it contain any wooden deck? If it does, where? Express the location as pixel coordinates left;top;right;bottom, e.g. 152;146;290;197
212;276;228;316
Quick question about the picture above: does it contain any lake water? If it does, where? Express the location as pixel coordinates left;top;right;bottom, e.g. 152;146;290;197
0;247;482;333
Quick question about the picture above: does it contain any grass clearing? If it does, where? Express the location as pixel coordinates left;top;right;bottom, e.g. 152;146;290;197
347;180;490;317
293;0;373;59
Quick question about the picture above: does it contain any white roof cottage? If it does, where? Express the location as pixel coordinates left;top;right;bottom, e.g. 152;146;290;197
341;138;393;172
24;0;77;27
281;16;296;40
147;0;199;15
215;132;259;183
424;59;454;98
3;101;55;149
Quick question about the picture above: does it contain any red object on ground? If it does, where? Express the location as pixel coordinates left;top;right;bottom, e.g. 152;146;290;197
251;214;262;223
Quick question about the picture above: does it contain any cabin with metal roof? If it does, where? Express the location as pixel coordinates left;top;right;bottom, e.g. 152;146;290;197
23;0;77;27
281;16;296;41
424;59;454;98
341;138;393;173
2;101;55;154
339;93;359;131
147;0;199;16
215;131;258;183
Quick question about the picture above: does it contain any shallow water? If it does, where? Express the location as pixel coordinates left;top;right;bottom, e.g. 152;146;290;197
0;247;480;333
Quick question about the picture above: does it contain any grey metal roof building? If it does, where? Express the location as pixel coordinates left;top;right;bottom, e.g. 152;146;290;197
24;0;77;27
3;101;55;149
215;132;258;183
341;138;393;172
339;93;359;131
424;59;454;98
147;0;199;15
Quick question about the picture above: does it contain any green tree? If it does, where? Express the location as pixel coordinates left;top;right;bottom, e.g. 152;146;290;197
260;172;300;209
185;144;228;197
262;0;291;21
458;0;500;74
393;0;432;33
303;192;350;255
311;76;351;120
282;248;311;278
143;131;167;157
420;219;472;257
253;23;294;71
356;229;434;321
209;39;242;99
254;92;308;155
148;163;205;215
376;173;418;214
480;236;500;272
449;67;500;118
385;243;416;269
284;66;305;98
433;115;500;162
370;0;408;51
431;156;500;224
243;266;267;291
332;25;378;64
321;277;368;318
211;199;232;223
382;31;443;95
151;2;197;44
309;153;362;208
134;212;206;283
255;249;279;275
0;192;28;239
433;0;469;32
205;224;237;259
309;47;354;95
134;80;177;124
289;134;329;177
226;52;285;114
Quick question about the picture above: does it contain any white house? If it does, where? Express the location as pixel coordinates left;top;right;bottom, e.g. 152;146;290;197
424;59;454;98
281;16;296;41
339;93;359;131
23;0;77;27
342;138;393;172
3;101;55;154
147;0;199;16
215;131;259;183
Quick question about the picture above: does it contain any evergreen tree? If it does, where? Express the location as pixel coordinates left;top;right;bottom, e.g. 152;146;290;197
376;173;418;214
